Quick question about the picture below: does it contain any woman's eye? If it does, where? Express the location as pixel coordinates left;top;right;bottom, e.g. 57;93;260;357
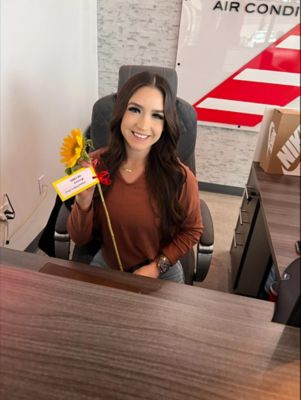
153;113;164;120
128;106;140;114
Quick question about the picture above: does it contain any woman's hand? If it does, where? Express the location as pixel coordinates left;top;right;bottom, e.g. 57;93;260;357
133;261;160;279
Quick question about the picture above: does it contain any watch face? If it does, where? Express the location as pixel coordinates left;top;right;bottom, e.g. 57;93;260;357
158;256;171;274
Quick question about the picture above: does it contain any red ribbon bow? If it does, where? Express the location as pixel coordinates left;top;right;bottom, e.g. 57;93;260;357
94;170;111;186
92;159;111;186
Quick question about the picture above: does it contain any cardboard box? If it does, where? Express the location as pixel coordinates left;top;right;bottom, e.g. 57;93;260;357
259;108;300;175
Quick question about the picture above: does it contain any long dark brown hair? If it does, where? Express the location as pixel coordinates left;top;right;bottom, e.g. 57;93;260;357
101;71;186;248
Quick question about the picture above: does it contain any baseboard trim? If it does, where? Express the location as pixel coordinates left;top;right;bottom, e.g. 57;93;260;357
198;182;243;196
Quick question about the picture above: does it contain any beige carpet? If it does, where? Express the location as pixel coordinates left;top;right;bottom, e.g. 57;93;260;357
195;191;241;293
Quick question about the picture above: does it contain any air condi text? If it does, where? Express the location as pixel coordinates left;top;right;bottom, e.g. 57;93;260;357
213;1;300;16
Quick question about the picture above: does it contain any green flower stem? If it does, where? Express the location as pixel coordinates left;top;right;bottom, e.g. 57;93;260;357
96;182;124;272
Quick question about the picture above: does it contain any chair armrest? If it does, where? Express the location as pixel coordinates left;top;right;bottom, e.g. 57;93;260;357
54;203;71;259
195;199;214;282
200;199;214;247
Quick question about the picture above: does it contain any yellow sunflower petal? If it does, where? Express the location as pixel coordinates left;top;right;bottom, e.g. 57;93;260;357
59;128;84;167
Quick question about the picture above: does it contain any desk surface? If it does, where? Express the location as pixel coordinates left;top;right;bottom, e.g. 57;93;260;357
252;163;300;276
0;249;300;400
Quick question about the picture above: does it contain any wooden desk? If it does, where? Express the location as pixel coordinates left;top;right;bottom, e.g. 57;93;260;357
0;247;276;317
231;162;300;296
253;163;300;276
0;249;300;400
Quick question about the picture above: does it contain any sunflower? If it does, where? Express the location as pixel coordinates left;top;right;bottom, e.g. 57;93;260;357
60;128;84;168
57;127;123;271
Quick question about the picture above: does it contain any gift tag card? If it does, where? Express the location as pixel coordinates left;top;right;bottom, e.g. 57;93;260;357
52;167;98;201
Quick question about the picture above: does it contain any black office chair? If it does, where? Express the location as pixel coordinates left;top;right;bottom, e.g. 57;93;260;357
39;65;214;284
272;257;301;327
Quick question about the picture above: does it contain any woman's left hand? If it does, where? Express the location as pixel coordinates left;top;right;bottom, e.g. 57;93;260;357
133;261;160;278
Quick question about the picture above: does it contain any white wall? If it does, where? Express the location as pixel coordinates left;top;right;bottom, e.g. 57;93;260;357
0;0;98;249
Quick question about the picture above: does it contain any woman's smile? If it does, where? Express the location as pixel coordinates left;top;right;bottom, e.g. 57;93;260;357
132;130;150;140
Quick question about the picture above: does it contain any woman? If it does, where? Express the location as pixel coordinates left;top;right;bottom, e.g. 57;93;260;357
67;71;203;283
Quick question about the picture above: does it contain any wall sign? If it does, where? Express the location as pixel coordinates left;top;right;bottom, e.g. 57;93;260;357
176;0;300;131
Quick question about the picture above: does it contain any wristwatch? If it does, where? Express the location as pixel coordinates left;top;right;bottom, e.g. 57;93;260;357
156;255;171;274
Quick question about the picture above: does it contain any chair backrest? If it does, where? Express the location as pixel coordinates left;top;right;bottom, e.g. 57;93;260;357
89;65;197;174
117;65;178;95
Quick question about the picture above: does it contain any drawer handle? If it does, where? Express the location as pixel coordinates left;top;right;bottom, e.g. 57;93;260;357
245;186;251;201
244;185;258;201
233;231;243;248
239;209;248;225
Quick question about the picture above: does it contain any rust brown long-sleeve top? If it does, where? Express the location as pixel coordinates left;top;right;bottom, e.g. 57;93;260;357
67;162;203;271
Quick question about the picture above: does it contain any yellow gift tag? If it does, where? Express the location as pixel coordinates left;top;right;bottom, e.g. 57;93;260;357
52;167;98;201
